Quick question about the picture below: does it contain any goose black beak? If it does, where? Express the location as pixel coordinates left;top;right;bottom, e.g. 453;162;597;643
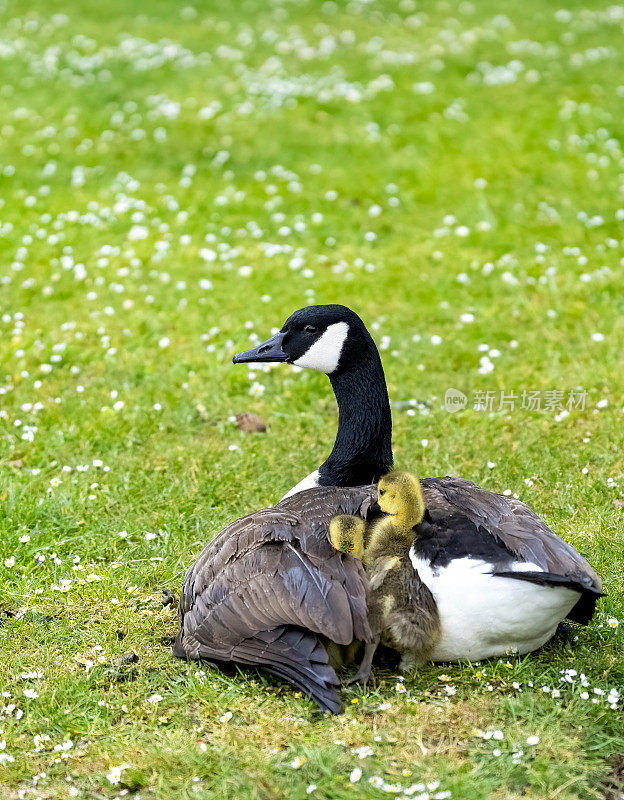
233;332;288;364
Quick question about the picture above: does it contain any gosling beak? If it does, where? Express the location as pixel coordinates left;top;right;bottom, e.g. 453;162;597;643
233;332;288;364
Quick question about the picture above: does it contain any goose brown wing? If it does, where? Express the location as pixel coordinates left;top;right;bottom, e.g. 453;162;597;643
420;477;603;622
174;486;376;711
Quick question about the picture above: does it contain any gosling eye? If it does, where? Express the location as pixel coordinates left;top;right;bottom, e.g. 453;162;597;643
304;324;318;334
378;489;385;496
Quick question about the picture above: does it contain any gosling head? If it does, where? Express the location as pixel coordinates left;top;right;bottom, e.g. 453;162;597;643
329;514;366;560
377;470;425;528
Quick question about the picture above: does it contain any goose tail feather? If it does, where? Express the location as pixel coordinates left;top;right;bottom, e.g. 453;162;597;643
174;626;342;713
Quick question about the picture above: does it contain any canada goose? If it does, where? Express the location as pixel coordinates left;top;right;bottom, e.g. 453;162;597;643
330;470;440;685
175;304;603;712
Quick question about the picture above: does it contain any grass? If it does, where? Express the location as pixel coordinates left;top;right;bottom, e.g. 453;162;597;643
0;0;623;796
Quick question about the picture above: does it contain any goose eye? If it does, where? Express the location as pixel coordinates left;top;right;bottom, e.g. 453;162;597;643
378;489;385;496
304;325;317;334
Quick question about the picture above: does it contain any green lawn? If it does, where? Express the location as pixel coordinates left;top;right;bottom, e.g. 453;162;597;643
1;0;623;797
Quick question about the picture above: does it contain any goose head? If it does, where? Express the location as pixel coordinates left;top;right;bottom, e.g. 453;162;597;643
233;304;394;489
233;304;375;375
377;470;425;531
329;514;366;560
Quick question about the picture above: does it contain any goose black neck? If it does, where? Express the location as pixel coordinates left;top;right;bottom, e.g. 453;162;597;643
318;348;393;487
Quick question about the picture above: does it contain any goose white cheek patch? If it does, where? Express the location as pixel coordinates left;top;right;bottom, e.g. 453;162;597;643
293;322;349;373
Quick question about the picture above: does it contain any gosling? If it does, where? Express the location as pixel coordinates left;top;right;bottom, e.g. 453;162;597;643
329;470;441;684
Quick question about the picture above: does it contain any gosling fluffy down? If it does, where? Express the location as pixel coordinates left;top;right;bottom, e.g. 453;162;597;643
329;470;441;682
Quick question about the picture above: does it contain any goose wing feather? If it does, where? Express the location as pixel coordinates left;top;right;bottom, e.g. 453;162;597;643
175;485;375;712
420;477;603;618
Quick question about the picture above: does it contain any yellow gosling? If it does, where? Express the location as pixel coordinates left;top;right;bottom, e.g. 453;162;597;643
377;469;425;528
364;470;425;568
328;469;439;687
329;514;366;560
